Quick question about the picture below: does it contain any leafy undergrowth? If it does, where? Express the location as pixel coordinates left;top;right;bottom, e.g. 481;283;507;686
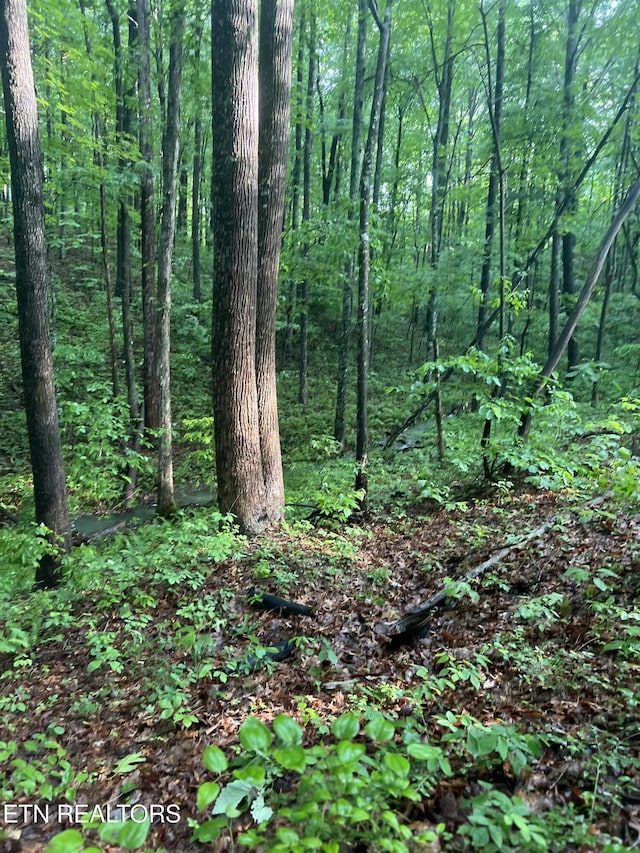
1;490;639;852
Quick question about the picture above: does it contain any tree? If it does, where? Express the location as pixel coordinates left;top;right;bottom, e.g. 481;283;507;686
355;0;392;504
256;0;294;513
211;0;290;533
156;4;185;516
137;0;159;431
0;0;70;587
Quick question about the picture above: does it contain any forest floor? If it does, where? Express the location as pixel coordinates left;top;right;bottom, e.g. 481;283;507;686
1;487;640;851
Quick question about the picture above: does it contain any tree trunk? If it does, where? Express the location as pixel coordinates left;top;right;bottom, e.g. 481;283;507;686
518;175;640;442
476;0;505;351
192;18;204;303
137;0;159;431
334;0;367;446
0;0;70;588
78;0;119;399
211;0;268;534
298;7;315;406
559;0;581;372
355;0;392;503
425;0;455;362
156;6;185;517
106;0;137;420
256;0;293;519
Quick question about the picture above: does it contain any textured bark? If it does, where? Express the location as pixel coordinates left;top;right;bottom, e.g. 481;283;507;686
212;0;267;534
156;7;184;517
0;0;70;587
137;0;158;431
256;0;293;518
192;18;204;303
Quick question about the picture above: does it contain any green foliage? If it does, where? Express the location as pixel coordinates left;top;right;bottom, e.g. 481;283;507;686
193;712;447;850
457;784;548;851
58;382;154;509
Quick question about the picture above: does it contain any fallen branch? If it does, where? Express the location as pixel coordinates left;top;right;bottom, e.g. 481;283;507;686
382;518;553;645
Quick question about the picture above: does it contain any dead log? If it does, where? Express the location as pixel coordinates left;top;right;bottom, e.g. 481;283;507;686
382;519;553;645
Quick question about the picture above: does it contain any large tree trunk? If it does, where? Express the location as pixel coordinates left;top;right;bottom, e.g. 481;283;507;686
211;0;268;534
255;0;293;519
156;6;185;517
0;0;70;588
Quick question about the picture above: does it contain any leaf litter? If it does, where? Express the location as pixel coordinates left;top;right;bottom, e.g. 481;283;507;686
1;488;639;851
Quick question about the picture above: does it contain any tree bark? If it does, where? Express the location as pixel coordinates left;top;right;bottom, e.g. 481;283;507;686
0;0;70;587
298;7;316;406
211;0;268;534
192;18;204;303
256;0;293;519
156;6;185;517
137;0;159;431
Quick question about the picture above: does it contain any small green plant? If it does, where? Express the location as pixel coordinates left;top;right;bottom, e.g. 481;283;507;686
457;784;548;851
193;712;448;850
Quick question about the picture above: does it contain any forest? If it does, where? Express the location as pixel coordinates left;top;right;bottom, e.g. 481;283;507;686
0;0;639;849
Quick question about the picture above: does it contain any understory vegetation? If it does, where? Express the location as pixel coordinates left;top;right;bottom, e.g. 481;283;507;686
1;256;640;852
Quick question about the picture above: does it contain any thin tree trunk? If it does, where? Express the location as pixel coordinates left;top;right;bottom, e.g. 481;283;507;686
156;6;185;517
476;0;505;352
137;0;158;431
355;0;392;504
78;0;119;398
298;8;315;405
334;0;367;446
518;175;640;441
192;18;204;302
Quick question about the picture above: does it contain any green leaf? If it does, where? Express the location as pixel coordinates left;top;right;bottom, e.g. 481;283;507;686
336;740;366;762
116;817;150;849
202;745;228;773
407;742;438;760
43;830;85;853
234;764;266;785
383;752;410;776
113;751;147;775
364;713;395;742
212;779;253;815
192;817;227;842
197;780;221;811
250;793;273;824
273;714;304;745
273;745;307;772
239;717;273;752
332;713;360;740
